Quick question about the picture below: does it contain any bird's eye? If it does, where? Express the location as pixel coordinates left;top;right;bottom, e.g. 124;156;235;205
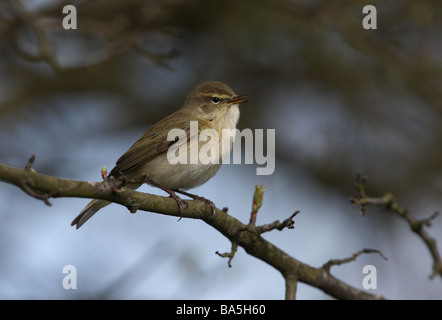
211;96;220;104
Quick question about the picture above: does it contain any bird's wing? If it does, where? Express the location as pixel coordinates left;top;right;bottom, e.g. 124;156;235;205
109;111;210;177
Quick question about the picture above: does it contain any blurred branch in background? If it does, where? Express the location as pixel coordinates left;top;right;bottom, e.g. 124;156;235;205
1;0;181;71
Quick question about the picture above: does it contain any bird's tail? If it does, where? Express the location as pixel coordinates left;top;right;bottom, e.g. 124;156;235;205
71;199;111;229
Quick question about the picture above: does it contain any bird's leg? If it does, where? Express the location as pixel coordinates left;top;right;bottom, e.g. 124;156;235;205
144;178;188;214
174;189;216;215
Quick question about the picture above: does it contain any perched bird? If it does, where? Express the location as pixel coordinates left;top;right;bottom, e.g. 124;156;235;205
71;81;247;228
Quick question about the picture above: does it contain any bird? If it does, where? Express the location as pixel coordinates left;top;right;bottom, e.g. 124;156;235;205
71;81;247;228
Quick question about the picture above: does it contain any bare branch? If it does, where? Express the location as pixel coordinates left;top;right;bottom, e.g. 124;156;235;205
4;0;180;73
322;249;388;273
284;273;298;300
0;160;385;300
215;242;238;268
24;154;36;171
350;173;442;279
255;211;299;234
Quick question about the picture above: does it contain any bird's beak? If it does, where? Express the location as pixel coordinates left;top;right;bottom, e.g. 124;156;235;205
229;95;248;104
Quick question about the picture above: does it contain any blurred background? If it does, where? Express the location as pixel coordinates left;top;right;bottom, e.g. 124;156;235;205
0;0;441;299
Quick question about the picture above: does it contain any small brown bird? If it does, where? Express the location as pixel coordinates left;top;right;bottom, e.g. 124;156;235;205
71;81;247;228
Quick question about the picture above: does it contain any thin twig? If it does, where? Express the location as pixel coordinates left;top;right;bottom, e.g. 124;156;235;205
322;248;388;273
350;173;442;279
215;242;238;268
256;211;300;234
24;154;36;171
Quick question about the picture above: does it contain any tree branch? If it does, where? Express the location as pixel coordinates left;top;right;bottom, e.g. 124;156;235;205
284;273;298;300
0;160;385;299
350;173;442;279
215;242;238;268
322;249;388;273
255;211;299;234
